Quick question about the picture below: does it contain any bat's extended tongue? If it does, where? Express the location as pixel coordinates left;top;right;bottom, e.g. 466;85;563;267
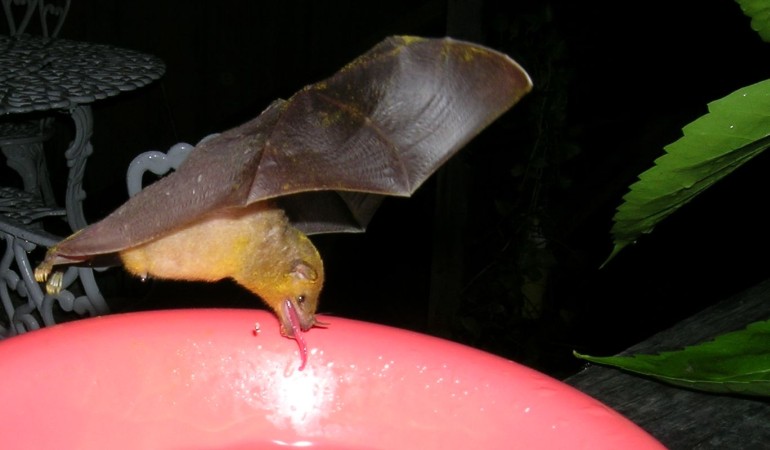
283;299;308;370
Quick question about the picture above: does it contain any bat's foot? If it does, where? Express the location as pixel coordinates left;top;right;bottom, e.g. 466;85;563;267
34;260;64;294
45;272;64;294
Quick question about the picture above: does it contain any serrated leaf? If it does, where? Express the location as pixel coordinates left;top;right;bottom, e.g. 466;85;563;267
736;0;770;42
605;78;770;265
574;319;770;396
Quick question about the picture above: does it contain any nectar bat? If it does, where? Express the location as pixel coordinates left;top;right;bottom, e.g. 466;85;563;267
35;35;532;369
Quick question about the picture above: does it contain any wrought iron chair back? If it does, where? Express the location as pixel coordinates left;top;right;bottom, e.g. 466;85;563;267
2;0;70;38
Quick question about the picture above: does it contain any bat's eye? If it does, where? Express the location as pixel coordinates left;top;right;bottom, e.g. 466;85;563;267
297;295;306;305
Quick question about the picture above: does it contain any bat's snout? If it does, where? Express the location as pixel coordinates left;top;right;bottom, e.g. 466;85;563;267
278;297;325;371
279;297;318;338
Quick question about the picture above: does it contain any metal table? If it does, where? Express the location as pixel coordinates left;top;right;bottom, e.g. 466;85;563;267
0;34;164;335
0;33;165;229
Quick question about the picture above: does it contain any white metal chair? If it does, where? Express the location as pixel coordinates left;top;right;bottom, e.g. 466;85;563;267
126;142;197;198
2;0;70;38
0;135;209;337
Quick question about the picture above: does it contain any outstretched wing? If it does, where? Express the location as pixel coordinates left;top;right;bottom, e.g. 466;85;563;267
261;36;532;233
46;35;531;261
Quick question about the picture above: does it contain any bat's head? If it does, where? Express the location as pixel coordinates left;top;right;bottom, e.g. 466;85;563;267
248;226;326;371
240;222;325;340
276;258;325;339
248;255;323;370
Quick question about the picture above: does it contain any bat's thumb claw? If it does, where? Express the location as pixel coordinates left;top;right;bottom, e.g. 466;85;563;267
34;262;51;283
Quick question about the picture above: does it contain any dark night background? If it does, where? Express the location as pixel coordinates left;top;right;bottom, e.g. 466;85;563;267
7;0;770;379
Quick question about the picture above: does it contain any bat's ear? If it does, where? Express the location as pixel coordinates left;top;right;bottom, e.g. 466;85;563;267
290;259;319;281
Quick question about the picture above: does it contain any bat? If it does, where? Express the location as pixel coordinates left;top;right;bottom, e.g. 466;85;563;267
35;35;532;369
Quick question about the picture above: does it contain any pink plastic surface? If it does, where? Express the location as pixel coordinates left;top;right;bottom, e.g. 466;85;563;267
0;309;663;449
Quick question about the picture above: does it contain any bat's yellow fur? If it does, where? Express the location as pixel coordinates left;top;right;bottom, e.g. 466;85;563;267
36;203;324;336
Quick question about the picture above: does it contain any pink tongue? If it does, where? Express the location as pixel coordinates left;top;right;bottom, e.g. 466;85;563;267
285;300;308;371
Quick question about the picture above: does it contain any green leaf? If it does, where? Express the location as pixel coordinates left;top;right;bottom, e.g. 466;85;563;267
736;0;770;42
574;319;770;396
605;78;770;265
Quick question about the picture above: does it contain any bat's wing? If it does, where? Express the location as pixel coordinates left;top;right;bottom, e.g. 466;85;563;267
278;191;386;235
44;102;287;261
263;36;532;234
47;35;531;261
